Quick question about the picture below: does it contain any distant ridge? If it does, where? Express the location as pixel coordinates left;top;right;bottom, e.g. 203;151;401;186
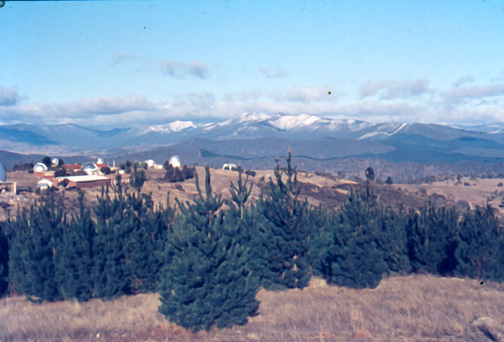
2;113;504;179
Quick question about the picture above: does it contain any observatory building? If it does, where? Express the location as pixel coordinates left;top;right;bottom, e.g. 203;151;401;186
0;163;17;194
33;162;48;173
81;162;99;175
169;156;181;168
222;163;237;170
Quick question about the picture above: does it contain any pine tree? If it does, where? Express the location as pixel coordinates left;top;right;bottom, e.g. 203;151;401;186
407;204;459;275
228;168;253;219
253;152;312;290
92;192;132;299
376;205;411;275
158;165;259;332
53;194;95;301
0;222;8;297
130;164;147;192
317;190;388;289
454;205;504;281
124;193;175;293
7;196;65;302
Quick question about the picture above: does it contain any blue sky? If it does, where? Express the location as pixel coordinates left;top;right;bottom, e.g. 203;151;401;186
1;0;504;128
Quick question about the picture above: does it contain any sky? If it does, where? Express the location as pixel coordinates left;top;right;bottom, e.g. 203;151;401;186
1;0;504;129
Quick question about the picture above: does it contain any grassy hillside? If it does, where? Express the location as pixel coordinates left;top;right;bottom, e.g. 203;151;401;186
1;275;503;341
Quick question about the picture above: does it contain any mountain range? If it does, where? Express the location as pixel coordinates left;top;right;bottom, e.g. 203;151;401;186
2;113;504;181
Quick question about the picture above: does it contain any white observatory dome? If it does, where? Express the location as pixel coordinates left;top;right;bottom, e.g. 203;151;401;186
0;163;6;182
97;158;104;165
33;163;48;173
81;162;99;175
51;158;59;167
169;156;181;168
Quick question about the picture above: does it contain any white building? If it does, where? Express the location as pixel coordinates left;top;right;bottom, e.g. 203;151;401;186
169;156;181;168
37;179;53;189
81;162;99;175
222;163;237;170
33;163;48;173
144;159;156;168
0;162;16;194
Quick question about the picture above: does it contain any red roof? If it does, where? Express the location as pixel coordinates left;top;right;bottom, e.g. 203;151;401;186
63;164;82;170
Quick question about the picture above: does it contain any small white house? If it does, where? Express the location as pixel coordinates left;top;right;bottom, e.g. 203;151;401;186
144;159;156;168
37;179;53;189
222;163;237;170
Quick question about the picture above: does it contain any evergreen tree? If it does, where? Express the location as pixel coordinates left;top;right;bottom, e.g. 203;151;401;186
7;197;65;302
124;193;175;293
365;167;375;182
228;168;253;218
130;164;147;192
253;152;312;290
42;156;52;169
158;165;259;332
88;187;174;299
0;222;8;297
92;192;132;299
317;190;388;289
407;205;459;275
376;205;411;275
53;194;95;301
454;205;504;281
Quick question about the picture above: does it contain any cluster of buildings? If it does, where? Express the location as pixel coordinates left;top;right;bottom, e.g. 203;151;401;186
33;159;131;190
1;156;186;193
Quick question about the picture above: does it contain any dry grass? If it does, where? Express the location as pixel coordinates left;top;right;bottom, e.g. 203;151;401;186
395;176;504;215
3;167;356;220
2;275;504;341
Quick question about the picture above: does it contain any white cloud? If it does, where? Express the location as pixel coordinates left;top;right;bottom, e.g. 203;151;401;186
360;79;430;99
159;59;210;79
0;86;20;106
452;75;475;88
111;53;136;67
257;66;288;79
224;86;335;104
4;78;504;129
443;84;504;102
0;95;156;126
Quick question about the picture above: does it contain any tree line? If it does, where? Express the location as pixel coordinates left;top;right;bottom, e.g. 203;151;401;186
1;153;504;332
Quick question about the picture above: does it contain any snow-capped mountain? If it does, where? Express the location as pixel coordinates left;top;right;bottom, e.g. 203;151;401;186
2;112;504;169
133;121;197;135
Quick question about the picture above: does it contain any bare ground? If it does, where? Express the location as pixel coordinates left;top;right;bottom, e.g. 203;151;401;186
2;275;504;342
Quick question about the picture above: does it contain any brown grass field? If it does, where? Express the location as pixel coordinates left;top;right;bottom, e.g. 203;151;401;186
2;275;504;342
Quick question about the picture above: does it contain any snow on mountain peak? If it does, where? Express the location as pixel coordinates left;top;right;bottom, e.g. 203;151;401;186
268;113;322;130
238;112;272;123
139;120;197;134
168;120;197;132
